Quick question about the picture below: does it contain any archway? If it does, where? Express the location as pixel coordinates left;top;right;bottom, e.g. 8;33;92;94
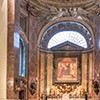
19;90;25;100
38;18;94;99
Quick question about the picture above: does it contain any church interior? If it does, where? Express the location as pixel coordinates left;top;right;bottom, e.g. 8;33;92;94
0;0;100;100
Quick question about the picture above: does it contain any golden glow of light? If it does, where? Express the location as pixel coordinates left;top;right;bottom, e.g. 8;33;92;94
47;87;50;95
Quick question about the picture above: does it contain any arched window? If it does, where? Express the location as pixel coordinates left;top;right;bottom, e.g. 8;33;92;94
48;31;87;49
40;21;93;51
19;36;26;77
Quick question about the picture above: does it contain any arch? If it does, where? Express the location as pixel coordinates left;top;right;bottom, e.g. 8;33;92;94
38;17;94;45
19;87;27;100
19;90;25;99
20;30;29;45
38;17;94;51
38;17;95;100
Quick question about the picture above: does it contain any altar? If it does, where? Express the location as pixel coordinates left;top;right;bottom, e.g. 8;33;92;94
47;96;85;100
47;93;85;100
39;46;94;100
47;98;85;100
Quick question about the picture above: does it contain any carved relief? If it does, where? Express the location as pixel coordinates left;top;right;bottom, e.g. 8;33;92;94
22;0;100;23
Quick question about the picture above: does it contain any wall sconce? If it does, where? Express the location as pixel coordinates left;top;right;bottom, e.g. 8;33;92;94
92;80;99;95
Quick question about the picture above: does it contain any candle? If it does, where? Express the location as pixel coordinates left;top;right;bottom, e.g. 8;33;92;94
57;90;60;96
47;87;50;96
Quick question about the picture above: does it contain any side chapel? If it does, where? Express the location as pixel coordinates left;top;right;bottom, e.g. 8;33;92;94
0;0;100;100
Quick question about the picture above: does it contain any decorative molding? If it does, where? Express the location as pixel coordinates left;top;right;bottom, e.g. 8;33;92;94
30;0;95;8
26;0;100;19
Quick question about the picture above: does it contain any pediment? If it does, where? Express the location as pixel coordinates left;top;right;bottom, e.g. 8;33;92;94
50;41;84;51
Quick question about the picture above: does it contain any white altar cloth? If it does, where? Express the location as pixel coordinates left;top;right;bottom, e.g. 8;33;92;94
62;93;69;100
47;98;85;100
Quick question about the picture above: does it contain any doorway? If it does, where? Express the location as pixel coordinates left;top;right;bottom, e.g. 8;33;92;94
19;90;25;100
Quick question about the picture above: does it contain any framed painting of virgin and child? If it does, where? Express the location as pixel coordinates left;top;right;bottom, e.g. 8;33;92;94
53;55;81;84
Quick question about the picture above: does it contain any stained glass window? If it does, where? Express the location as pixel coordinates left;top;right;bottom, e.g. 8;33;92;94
47;31;87;49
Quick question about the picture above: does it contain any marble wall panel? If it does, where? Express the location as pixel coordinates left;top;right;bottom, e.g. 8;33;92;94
7;0;15;99
7;0;29;99
28;13;47;99
94;16;100;99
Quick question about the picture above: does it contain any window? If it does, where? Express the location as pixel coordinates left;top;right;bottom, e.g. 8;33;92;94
40;20;93;51
19;37;26;77
47;31;87;49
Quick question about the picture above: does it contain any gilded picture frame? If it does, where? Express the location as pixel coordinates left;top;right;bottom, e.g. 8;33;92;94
53;54;81;84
